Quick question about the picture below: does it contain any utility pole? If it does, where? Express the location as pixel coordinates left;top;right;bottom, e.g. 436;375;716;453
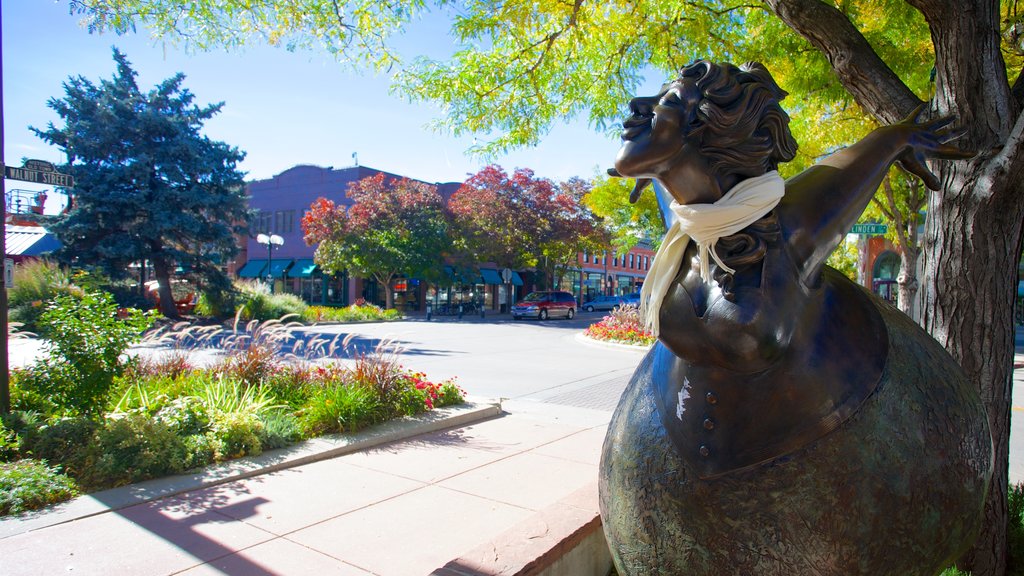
0;6;9;415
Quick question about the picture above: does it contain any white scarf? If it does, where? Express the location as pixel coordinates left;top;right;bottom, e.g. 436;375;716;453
640;171;785;336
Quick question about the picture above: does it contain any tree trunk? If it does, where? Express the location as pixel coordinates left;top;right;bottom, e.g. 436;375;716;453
920;165;1021;576
376;273;395;309
896;245;919;320
151;256;181;319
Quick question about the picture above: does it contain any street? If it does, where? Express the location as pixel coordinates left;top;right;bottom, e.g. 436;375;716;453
296;312;647;411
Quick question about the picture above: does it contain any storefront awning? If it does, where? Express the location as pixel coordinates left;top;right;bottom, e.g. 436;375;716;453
267;259;293;279
510;271;524;286
480;268;502;285
292;259;320;278
237;259;267;278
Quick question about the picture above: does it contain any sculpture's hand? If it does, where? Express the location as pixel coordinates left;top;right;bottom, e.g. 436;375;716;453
893;104;974;190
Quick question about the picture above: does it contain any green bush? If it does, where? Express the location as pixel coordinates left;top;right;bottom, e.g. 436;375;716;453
258;410;302;450
20;417;98;478
82;413;192;489
301;383;380;436
0;460;78;516
193;288;237;319
154;397;211;436
303;303;401;323
235;281;308;321
9;369;60;416
210;411;263;460
23;290;155;416
7;260;82;334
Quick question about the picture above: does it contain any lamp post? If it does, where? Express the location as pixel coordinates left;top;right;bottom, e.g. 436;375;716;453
257;233;284;293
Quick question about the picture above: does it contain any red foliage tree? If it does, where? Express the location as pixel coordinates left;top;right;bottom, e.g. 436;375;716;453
301;174;449;309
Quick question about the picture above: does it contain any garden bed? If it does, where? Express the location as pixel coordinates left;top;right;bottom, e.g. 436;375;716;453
1;289;464;518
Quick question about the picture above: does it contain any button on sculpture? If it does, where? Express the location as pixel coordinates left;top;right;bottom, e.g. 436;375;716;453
599;60;993;576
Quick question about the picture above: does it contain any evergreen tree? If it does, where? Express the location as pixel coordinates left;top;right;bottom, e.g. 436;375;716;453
33;48;249;318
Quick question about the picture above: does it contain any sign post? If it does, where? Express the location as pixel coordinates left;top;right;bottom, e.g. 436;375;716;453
0;159;74;413
500;268;513;314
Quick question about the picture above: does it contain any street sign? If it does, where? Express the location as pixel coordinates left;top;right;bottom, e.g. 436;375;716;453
4;260;12;289
851;223;887;235
3;159;74;187
500;267;513;283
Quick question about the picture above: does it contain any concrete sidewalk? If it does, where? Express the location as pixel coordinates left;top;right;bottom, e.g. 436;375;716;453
0;399;613;576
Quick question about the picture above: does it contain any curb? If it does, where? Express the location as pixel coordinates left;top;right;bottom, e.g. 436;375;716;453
0;399;502;540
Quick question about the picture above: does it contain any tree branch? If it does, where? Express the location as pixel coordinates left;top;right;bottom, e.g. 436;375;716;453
762;0;921;124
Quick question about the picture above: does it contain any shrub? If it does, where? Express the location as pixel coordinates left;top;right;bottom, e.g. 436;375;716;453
24;290;156;416
9;369;60;416
20;417;98;478
154;397;211;436
7;260;82;334
82;413;191;489
209;411;263;460
0;460;78;516
193;286;237;319
302;303;402;323
257;410;302;450
235;281;308;321
301;383;380;436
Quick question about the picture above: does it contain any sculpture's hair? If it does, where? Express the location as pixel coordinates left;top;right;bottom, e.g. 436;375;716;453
712;212;781;300
681;60;798;179
675;60;795;298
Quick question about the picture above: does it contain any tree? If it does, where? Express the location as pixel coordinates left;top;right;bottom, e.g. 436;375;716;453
538;176;609;290
71;2;1024;572
584;172;664;254
863;171;929;319
33;48;248;318
301;174;449;309
448;166;605;289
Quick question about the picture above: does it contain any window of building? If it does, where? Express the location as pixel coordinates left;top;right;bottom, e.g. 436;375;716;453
644;256;650;270
614;256;619;267
274;210;295;234
629;254;635;269
253;210;272;234
593;253;599;264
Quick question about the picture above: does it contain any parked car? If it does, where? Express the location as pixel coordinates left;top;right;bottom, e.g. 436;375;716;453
512;291;576;320
582;295;626;312
620;293;642;307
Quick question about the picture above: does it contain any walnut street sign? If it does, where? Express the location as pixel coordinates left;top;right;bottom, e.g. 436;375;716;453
3;159;74;188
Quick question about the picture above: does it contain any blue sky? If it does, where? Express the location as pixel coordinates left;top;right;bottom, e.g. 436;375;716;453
3;2;656;213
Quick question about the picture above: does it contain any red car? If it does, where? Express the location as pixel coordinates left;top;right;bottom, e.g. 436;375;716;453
511;291;576;320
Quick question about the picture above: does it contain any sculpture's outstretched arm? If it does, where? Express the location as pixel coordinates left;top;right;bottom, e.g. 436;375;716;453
777;106;971;286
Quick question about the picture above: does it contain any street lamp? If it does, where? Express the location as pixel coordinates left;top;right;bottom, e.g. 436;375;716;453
257;233;284;293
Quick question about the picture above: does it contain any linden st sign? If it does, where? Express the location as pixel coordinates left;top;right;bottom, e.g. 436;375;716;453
3;159;74;188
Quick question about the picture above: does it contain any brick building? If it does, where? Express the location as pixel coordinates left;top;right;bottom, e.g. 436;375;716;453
236;163;653;312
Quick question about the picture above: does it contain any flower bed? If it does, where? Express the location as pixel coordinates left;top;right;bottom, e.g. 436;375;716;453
583;305;655;347
0;291;462;516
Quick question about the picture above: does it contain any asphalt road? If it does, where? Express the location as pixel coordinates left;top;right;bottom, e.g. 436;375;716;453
296;312;648;411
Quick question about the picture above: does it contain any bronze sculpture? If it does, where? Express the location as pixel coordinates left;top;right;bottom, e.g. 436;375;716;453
599;60;993;575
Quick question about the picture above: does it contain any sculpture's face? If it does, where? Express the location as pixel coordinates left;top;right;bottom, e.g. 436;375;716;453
614;78;702;179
